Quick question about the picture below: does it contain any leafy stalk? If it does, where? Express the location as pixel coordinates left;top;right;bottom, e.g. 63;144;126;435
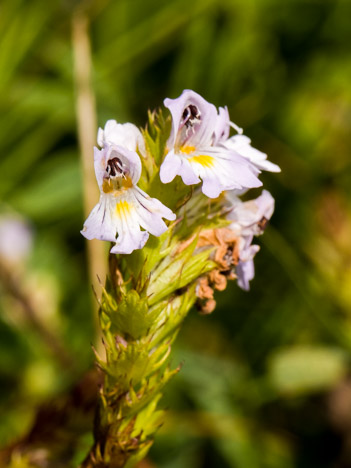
81;112;223;467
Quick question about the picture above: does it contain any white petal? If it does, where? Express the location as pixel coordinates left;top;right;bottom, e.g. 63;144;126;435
225;135;281;173
97;127;104;147
227;189;275;236
110;201;149;254
201;177;223;198
81;195;117;242
160;151;201;186
186;149;262;198
94;147;108;191
226;190;276;268
178;157;201;185
254;190;275;220
98;120;145;154
133;197;168;236
132;187;175;236
110;231;149;254
134;187;176;221
236;237;260;290
0;214;33;264
236;259;255;291
256;159;281;173
81;185;175;255
213;106;230;144
160;151;182;183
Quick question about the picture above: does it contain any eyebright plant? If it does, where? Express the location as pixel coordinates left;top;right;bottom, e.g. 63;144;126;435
80;89;280;467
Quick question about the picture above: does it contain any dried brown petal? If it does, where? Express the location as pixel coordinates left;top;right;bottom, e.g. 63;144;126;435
175;234;197;254
196;277;214;299
209;270;227;291
199;299;216;315
214;244;230;269
198;229;220;248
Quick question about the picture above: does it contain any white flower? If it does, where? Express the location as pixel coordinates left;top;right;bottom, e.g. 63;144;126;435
226;190;275;290
81;141;175;255
97;119;146;156
0;214;33;265
227;189;275;237
160;90;262;198
236;242;259;291
212;106;280;174
224;135;280;173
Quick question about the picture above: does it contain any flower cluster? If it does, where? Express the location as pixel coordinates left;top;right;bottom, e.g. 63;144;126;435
80;90;280;467
81;89;280;286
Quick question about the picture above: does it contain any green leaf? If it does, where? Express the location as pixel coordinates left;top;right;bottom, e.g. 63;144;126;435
110;290;159;340
124;227;174;290
147;236;215;306
149;286;197;346
105;341;171;389
268;346;348;395
144;109;171;167
108;344;150;385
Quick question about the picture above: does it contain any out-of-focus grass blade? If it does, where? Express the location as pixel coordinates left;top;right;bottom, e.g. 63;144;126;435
0;113;73;198
95;0;216;78
268;346;348;395
0;0;60;91
0;82;73;150
8;151;82;221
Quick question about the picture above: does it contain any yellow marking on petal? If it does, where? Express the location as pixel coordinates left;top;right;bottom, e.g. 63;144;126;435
115;200;131;218
188;155;215;168
102;179;114;194
121;176;133;190
102;176;133;195
180;145;196;154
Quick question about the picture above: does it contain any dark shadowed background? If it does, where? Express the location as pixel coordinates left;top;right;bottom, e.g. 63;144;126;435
1;0;351;466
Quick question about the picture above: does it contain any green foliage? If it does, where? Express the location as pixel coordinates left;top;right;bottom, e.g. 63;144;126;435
268;346;348;395
143;110;171;167
147;238;215;306
109;290;151;340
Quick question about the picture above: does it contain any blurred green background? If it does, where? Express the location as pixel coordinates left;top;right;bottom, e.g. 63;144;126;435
1;0;351;466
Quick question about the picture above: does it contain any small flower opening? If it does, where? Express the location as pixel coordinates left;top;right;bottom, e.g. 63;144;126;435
81;124;175;255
